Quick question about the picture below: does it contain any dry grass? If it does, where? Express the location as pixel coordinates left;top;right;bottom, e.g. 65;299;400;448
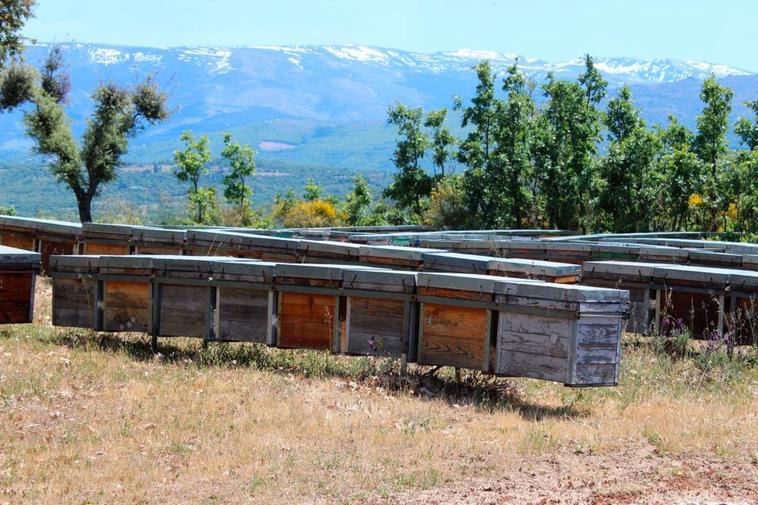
0;279;756;504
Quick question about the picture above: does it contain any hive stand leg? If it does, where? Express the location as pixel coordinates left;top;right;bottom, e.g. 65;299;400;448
151;334;159;354
454;367;462;384
399;353;408;377
150;282;161;354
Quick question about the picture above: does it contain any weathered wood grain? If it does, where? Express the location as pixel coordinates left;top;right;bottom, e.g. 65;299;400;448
278;292;336;350
217;286;269;342
40;239;76;273
0;234;35;251
84;242;130;255
419;303;488;369
52;277;98;328
103;280;151;332
0;271;35;323
158;284;210;338
345;296;406;356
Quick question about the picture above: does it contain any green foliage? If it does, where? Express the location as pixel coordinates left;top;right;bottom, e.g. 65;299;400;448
596;86;662;232
3;48;168;222
220;132;256;225
174;131;212;223
424;108;456;177
735;100;758;150
344;174;387;226
384;102;433;218
0;206;15;216
694;76;734;231
303;177;323;201
424;175;471;229
0;0;35;67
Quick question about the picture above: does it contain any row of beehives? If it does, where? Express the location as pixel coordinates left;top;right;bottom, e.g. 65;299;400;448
49;254;629;387
0;217;584;281
0;245;40;324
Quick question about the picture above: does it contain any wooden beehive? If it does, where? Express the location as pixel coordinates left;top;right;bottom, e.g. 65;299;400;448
151;256;223;338
129;226;186;255
211;260;275;343
0;245;40;324
492;280;628;386
582;261;758;340
297;239;362;264
274;263;345;350
82;223;132;255
421;252;581;283
98;255;155;332
358;245;444;270
341;269;417;358
50;255;100;329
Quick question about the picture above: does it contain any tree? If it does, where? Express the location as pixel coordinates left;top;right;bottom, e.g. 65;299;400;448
0;0;35;67
596;86;662;232
174;131;212;223
220;132;256;225
735;99;758;151
303;177;323;202
693;75;734;231
344;174;374;226
1;48;168;222
424;108;456;178
384;102;432;218
455;61;502;225
657;116;703;230
533;63;604;230
491;62;538;228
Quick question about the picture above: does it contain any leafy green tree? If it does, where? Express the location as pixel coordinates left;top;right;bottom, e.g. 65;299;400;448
596;86;662;231
735;99;758;151
1;49;167;222
657;116;703;230
220;132;256;225
0;0;35;67
344;174;374;225
491;62;538;228
174;131;212;223
733;100;758;232
533;61;604;230
424;108;456;178
303;177;323;201
693;75;734;230
384;102;432;218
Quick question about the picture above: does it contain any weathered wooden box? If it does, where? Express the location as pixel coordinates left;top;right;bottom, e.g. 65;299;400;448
0;246;40;324
274;263;345;350
359;245;444;270
416;272;629;386
151;256;221;338
129;226;186;255
50;255;100;329
98;255;155;332
421;252;581;283
82;223;132;255
341;269;417;358
582;261;758;340
298;239;362;264
211;260;275;343
0;217;82;273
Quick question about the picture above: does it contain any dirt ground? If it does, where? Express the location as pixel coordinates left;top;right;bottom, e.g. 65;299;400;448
388;445;758;504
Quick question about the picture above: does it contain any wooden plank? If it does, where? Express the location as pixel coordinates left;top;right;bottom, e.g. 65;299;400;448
52;277;98;328
103;280;151;332
0;271;35;323
418;302;489;369
278;292;336;350
133;245;184;255
217;286;269;342
158;284;210;337
0;234;35;251
84;242;130;255
40;239;76;273
345;296;406;356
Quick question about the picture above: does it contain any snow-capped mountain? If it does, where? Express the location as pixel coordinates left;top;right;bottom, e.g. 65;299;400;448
1;42;755;165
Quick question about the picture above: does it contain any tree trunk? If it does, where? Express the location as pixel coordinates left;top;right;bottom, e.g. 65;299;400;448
77;194;93;223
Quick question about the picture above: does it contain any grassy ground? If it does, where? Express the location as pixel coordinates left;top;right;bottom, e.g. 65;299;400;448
0;279;756;504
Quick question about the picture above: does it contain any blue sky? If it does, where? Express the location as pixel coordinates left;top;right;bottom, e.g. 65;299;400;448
23;0;758;71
